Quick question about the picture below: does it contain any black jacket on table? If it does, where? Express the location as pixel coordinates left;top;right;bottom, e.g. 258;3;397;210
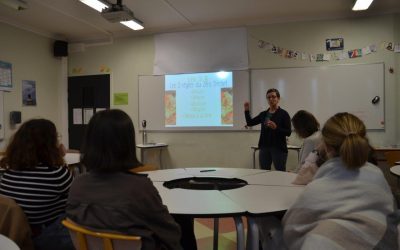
66;171;182;250
245;107;291;152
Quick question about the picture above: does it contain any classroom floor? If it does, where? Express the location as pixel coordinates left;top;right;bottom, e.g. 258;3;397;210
194;217;247;250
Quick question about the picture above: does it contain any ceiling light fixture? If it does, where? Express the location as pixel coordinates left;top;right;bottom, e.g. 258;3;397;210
0;0;28;10
79;0;143;31
101;0;143;31
352;0;374;11
120;20;144;31
78;0;108;12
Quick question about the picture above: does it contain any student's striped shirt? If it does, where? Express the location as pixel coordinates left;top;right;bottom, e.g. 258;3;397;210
0;165;73;225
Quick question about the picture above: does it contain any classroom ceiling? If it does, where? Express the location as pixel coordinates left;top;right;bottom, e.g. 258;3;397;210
0;0;399;43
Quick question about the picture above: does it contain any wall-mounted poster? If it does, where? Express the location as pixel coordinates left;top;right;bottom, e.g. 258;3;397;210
326;38;344;51
22;80;37;106
0;60;12;91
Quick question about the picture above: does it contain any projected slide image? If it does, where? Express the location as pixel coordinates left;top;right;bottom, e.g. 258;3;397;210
165;71;233;127
165;90;176;125
221;88;233;125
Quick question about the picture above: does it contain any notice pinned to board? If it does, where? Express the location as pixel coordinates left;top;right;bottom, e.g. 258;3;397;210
0;60;12;91
114;93;128;105
83;108;94;124
95;108;106;113
73;108;82;125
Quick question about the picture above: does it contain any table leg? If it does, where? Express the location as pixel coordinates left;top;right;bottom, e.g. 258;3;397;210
213;218;219;250
297;149;300;163
253;149;256;169
246;217;259;250
159;148;163;169
140;149;144;164
233;216;245;250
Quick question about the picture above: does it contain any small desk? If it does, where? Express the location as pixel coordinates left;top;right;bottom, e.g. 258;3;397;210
65;152;80;165
374;147;400;152
64;152;83;175
136;143;168;169
251;145;301;169
373;147;400;166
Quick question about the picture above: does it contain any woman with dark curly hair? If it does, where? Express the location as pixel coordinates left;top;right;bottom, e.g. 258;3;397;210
0;119;74;250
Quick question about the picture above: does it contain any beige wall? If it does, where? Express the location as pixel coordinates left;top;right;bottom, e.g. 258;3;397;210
1;13;398;169
0;22;63;149
70;14;399;169
394;14;400;142
248;14;398;147
68;35;266;169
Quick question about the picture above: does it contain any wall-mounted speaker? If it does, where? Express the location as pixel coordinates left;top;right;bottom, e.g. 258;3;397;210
10;111;21;125
54;40;68;57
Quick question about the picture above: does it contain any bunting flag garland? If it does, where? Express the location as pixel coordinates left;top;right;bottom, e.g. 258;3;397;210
254;37;399;62
395;44;400;53
362;46;371;55
348;49;362;58
335;51;349;60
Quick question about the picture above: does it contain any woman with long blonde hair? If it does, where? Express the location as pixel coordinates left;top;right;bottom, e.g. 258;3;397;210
282;112;398;249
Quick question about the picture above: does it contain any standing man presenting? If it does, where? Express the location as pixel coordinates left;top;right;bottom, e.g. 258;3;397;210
244;88;291;171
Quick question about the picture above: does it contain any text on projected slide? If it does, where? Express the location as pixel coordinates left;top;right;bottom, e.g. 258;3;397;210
165;72;233;127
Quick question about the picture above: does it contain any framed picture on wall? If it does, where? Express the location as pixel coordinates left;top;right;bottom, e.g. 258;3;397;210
22;80;37;106
0;60;13;91
326;38;344;51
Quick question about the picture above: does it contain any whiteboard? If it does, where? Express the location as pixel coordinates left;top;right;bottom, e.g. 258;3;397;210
250;63;384;130
138;71;250;131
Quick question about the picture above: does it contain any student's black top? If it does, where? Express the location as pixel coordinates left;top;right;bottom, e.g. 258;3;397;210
245;107;291;152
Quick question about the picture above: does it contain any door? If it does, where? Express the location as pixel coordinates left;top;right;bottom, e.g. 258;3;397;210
68;74;110;150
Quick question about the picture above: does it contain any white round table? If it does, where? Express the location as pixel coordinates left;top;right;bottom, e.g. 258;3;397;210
390;165;400;176
144;168;304;250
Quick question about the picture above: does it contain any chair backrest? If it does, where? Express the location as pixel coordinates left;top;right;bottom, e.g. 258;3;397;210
0;196;34;250
385;151;400;167
62;219;141;250
130;164;158;173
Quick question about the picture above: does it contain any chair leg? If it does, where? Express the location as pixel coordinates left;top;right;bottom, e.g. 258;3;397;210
76;232;89;250
103;238;114;250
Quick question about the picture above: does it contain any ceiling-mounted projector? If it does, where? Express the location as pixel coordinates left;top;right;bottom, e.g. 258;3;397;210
101;4;135;23
0;0;28;10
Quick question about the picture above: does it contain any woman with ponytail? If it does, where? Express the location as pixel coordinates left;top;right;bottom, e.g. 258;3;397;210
281;112;399;249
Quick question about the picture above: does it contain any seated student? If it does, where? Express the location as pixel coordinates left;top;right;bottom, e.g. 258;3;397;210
283;112;399;249
291;110;321;173
291;145;326;185
66;109;183;250
0;119;74;250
